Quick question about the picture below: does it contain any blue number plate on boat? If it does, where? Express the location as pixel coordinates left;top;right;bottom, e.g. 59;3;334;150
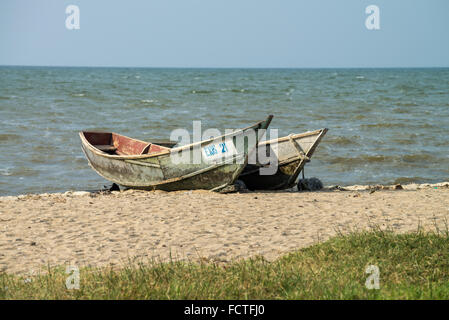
202;140;237;162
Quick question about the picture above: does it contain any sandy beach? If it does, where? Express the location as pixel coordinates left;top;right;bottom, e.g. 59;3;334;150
1;182;448;275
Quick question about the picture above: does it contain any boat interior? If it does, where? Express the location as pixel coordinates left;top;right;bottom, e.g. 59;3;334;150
81;131;174;156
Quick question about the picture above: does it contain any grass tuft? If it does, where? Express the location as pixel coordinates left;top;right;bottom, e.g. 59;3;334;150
1;230;449;299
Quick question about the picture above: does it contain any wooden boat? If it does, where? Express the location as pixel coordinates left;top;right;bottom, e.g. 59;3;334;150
79;115;273;191
238;128;328;190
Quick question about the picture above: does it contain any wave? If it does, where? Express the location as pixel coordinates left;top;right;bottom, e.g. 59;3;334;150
0;133;22;142
124;99;160;107
190;90;214;94
328;155;390;166
360;123;433;129
392;108;411;114
401;154;433;163
328;153;439;166
189;88;262;94
394;84;419;91
324;136;359;146
393;102;419;107
390;138;415;145
53;81;71;84
0;167;39;177
434;140;449;147
0;168;12;176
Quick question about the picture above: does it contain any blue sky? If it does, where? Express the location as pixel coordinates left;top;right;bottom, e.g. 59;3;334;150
1;0;448;68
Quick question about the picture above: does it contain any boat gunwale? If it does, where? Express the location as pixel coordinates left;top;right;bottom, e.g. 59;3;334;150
258;128;327;147
79;117;271;161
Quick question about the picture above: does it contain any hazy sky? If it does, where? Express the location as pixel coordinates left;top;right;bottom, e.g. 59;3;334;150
1;0;448;68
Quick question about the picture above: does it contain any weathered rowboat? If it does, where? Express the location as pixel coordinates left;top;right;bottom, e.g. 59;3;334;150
238;128;328;190
79;115;273;191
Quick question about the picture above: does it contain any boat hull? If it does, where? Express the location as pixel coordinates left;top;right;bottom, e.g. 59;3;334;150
239;128;327;190
80;116;273;191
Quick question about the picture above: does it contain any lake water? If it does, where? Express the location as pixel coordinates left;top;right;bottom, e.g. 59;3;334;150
1;66;448;195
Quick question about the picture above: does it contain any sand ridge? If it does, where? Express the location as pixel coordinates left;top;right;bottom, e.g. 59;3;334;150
1;183;449;274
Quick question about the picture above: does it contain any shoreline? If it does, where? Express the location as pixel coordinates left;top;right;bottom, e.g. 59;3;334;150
1;182;448;275
1;181;448;201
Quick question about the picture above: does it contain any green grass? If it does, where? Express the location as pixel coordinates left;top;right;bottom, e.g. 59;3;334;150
1;229;449;299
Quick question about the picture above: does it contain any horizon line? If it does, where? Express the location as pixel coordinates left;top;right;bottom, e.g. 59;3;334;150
1;64;449;70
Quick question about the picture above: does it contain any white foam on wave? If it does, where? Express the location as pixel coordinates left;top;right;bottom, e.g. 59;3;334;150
0;168;12;176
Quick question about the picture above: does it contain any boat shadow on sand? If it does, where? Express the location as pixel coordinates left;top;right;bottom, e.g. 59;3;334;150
89;176;326;195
